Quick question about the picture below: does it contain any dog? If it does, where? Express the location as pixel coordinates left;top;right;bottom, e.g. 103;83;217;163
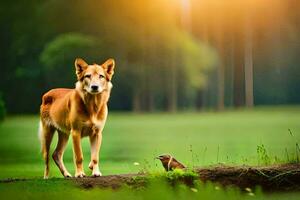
39;58;115;179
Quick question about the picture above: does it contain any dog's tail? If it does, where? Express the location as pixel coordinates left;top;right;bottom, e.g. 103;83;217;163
38;120;43;152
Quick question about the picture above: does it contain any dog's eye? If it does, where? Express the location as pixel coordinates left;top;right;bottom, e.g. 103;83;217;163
84;74;91;78
99;74;105;79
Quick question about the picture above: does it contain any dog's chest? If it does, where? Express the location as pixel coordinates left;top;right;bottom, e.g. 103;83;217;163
81;116;104;137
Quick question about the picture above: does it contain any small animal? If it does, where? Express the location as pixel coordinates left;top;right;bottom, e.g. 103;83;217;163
39;58;115;179
156;154;186;171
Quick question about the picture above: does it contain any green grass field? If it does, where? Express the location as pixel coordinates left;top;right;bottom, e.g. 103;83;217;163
0;106;300;199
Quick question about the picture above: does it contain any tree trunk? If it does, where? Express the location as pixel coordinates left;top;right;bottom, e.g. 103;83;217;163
132;91;141;112
167;67;177;112
233;30;245;107
195;90;204;110
148;91;155;112
215;22;225;111
167;56;177;112
217;61;225;111
244;15;254;107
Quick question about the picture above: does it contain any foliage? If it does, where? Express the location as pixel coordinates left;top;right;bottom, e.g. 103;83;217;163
176;32;217;89
131;169;199;185
40;33;97;70
40;33;102;88
257;144;271;165
148;169;199;183
1;0;300;113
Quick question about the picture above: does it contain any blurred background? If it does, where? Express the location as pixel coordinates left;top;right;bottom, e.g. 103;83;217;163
0;0;300;114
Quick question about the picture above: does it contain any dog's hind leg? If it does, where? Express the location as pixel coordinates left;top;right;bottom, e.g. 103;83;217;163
40;121;55;179
52;131;72;178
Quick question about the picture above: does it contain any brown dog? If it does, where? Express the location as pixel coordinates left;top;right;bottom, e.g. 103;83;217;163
39;58;115;179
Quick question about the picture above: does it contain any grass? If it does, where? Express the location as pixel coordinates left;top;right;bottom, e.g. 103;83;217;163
0;106;300;199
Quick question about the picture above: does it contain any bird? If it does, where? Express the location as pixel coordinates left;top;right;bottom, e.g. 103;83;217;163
156;154;186;171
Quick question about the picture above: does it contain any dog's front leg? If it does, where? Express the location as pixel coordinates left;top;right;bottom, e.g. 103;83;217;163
71;130;86;178
89;131;102;177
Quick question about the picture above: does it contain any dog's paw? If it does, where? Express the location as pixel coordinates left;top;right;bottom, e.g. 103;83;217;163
64;172;72;178
92;169;102;177
75;172;86;178
92;172;102;177
88;162;94;170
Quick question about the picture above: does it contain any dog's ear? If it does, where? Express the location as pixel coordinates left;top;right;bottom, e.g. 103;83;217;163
75;58;88;80
102;58;115;81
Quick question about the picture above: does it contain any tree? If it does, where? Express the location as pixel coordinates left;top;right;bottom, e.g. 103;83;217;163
244;13;254;107
40;33;102;88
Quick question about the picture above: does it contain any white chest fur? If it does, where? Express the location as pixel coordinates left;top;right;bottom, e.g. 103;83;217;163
91;115;104;130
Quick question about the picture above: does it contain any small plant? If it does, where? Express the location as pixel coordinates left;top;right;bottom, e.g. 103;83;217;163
131;175;148;188
131;169;199;190
296;143;300;163
189;144;195;168
202;146;207;165
149;169;197;179
241;156;248;164
285;147;290;162
163;169;198;181
217;145;220;163
140;159;152;173
287;129;300;164
257;144;271;165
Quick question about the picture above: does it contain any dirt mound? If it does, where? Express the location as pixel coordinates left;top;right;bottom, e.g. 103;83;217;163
1;164;300;192
195;163;300;191
74;163;300;191
74;174;145;189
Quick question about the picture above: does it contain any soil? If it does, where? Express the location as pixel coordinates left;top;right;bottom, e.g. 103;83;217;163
73;163;300;192
195;163;300;192
1;163;300;192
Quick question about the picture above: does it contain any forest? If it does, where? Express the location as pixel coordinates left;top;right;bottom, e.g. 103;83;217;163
0;0;300;114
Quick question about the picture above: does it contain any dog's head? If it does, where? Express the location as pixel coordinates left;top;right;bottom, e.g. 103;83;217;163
75;58;115;94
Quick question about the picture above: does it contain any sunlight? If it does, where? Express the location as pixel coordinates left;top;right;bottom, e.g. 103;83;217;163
180;0;191;30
